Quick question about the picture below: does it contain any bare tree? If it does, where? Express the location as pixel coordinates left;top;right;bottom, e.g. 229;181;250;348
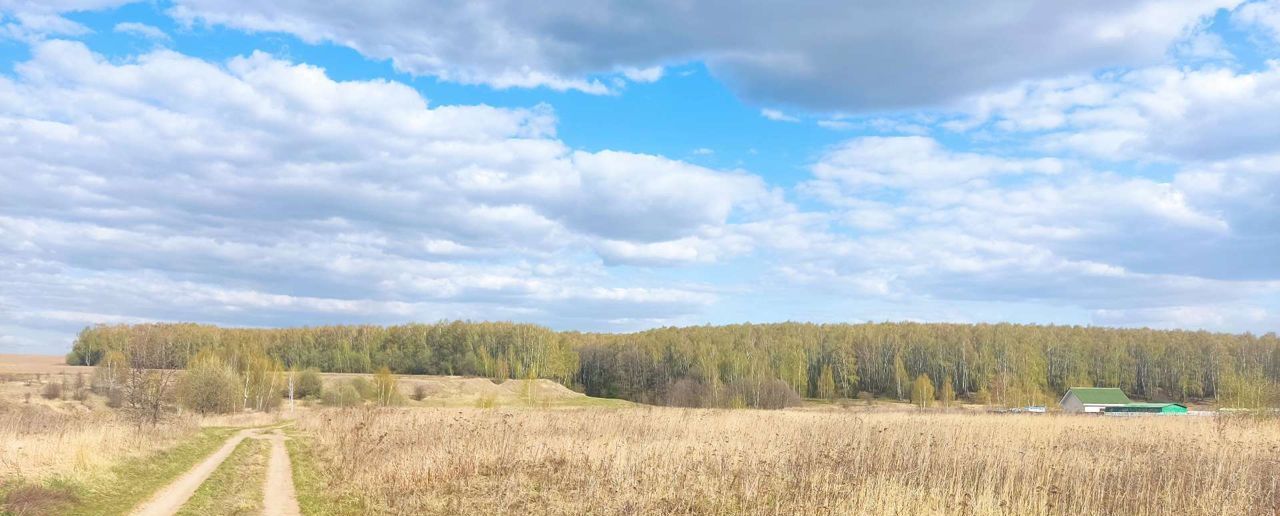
120;327;183;426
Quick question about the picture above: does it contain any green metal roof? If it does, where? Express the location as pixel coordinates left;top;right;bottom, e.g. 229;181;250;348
1065;387;1132;405
1105;403;1188;413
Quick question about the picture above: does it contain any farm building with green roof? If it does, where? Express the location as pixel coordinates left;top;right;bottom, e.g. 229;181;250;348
1059;387;1133;413
1104;403;1188;415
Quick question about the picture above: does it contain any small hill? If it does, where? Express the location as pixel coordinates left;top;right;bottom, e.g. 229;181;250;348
320;373;628;408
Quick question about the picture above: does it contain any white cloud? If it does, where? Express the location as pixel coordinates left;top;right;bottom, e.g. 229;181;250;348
620;66;663;83
1093;305;1276;330
760;108;799;122
791;135;1280;313
0;40;785;350
810;136;1063;189
166;0;1239;110
113;21;170;41
0;0;130;41
950;64;1280;161
1234;0;1280;41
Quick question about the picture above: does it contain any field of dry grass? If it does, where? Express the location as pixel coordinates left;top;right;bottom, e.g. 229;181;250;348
0;376;199;488
293;407;1280;516
0;354;93;376
4;354;1278;515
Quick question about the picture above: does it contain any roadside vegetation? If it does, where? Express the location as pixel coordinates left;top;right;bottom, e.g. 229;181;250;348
62;427;239;516
285;429;365;516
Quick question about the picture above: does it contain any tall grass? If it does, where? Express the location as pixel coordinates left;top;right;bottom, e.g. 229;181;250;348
0;402;194;484
294;407;1280;515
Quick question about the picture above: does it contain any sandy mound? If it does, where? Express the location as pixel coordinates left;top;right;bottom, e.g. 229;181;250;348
398;376;585;405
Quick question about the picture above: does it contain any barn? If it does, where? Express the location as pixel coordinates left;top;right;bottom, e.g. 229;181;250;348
1059;387;1132;413
1104;403;1188;415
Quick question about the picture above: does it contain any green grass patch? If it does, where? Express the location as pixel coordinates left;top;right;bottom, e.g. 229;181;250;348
176;437;268;516
285;430;366;516
61;426;238;516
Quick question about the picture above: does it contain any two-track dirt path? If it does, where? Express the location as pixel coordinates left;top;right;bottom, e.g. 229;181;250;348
129;426;302;516
129;428;258;516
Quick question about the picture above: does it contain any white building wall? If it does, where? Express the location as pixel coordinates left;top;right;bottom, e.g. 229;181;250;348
1060;393;1085;412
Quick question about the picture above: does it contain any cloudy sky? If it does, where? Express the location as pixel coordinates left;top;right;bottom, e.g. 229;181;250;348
2;1;1279;353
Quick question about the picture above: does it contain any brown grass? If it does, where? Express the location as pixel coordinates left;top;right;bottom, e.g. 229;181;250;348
0;355;93;376
1;484;78;515
0;400;197;485
294;407;1280;515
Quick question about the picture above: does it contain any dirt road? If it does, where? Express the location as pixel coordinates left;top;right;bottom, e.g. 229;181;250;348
129;428;258;516
262;430;302;515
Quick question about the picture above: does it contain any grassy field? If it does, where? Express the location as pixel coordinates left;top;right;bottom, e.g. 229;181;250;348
289;407;1280;515
3;354;1278;515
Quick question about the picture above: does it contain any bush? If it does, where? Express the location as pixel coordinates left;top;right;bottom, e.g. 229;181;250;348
177;360;241;415
40;381;62;400
295;368;324;398
372;367;402;406
105;389;123;408
665;378;712;408
411;384;429;401
349;377;374;400
755;380;803;410
322;384;363;407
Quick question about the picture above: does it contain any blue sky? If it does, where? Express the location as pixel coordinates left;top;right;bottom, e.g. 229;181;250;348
2;0;1279;353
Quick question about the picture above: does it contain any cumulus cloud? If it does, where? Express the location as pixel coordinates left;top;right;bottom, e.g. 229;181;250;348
1234;0;1280;41
949;64;1280;161
165;0;1238;110
0;40;776;349
810;136;1064;190
792;135;1280;314
0;0;131;41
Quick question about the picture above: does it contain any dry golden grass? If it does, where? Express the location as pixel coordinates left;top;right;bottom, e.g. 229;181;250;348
0;354;93;376
0;400;196;484
295;407;1280;515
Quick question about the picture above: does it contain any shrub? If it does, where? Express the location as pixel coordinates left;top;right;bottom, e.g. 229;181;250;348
322;384;363;407
755;380;803;410
105;388;123;408
372;367;403;406
177;359;241;415
295;368;324;398
665;378;712;408
411;384;429;401
40;381;62;400
911;374;935;408
349;377;374;400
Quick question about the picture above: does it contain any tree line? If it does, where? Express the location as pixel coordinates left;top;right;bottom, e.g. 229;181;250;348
68;321;579;384
67;321;1280;408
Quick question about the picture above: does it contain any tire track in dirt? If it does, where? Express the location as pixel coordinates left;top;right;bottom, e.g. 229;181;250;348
129;428;258;516
262;429;302;516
